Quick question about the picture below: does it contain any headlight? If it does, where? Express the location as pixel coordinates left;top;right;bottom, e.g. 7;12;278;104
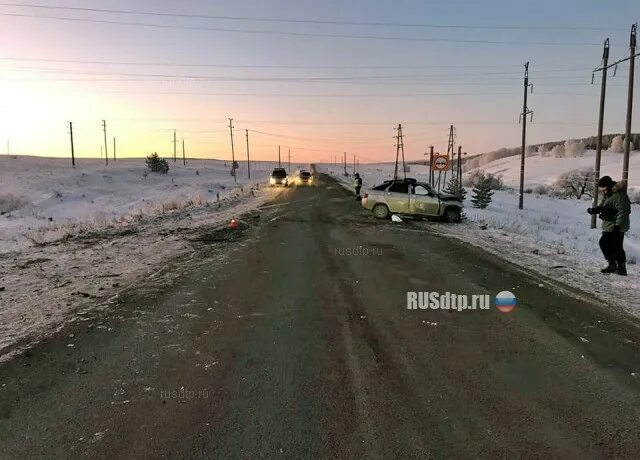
270;177;276;184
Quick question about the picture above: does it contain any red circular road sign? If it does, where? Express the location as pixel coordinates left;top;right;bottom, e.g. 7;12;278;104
433;155;450;171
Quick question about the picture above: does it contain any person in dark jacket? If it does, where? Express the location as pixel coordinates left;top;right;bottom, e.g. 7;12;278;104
587;176;631;276
353;173;363;198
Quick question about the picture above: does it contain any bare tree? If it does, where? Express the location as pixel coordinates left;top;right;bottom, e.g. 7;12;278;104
554;168;596;199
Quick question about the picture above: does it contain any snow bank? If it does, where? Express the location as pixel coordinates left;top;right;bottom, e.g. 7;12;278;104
0;156;274;253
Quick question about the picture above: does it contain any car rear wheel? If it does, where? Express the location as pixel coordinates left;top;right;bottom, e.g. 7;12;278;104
443;207;461;223
372;203;390;219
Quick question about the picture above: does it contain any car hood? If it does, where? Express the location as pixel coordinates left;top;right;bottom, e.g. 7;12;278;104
439;193;462;202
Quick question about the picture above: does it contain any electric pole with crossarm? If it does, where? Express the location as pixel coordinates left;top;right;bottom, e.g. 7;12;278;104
518;62;534;210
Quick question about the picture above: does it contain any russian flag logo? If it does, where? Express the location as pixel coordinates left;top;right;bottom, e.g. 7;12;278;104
495;291;517;313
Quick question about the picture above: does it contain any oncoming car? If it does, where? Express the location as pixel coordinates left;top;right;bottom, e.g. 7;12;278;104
361;178;462;222
269;168;289;187
296;170;313;185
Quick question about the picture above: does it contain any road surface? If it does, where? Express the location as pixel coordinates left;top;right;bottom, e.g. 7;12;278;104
1;174;640;459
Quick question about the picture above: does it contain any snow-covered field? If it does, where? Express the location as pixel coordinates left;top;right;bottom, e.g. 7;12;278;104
468;149;640;191
0;155;274;253
0;155;287;361
321;150;640;318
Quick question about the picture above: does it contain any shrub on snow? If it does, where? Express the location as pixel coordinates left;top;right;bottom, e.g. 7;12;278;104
462;170;504;190
553;168;596;199
564;139;585;158
551;144;565;158
533;184;550;195
146;153;170;174
609;135;624;153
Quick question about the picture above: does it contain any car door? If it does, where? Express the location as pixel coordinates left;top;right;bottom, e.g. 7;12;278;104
410;184;440;216
384;182;410;213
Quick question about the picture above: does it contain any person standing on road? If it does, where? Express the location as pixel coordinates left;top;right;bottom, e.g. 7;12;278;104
353;173;363;199
587;176;631;276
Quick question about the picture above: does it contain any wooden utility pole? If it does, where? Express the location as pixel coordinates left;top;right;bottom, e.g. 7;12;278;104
245;129;251;179
113;137;116;162
173;129;177;162
182;139;186;166
518;62;533;210
623;23;637;182
591;38;610;228
228;118;236;182
457;145;462;185
288;148;291;173
102;120;108;166
429;146;434;186
68;122;75;168
278;145;281;167
343;151;347;176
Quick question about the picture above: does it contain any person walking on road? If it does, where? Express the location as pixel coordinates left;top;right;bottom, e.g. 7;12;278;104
587;176;631;276
353;173;363;199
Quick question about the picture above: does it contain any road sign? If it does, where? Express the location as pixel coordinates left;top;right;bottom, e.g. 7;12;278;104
433;155;449;171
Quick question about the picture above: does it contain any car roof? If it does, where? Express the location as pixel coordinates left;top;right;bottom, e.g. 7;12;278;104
381;178;418;184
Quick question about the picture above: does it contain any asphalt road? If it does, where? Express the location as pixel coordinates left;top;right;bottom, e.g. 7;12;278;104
2;174;640;459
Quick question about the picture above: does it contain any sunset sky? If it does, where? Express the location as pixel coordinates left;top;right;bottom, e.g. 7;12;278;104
0;0;638;163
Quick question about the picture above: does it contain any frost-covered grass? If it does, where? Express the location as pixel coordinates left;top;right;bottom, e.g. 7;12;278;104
0;155;276;252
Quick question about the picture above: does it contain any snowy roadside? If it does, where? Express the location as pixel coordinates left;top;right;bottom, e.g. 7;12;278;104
0;183;279;362
424;218;640;320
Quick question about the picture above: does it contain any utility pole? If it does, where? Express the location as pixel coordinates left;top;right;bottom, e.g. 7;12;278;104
173;129;177;162
457;145;462;186
245;129;251;179
102;120;108;166
182;139;186;166
288;148;291;173
68;122;75;168
429;146;434;186
518;62;534;210
353;154;356;175
443;125;455;189
393;124;406;180
623;23;637;182
591;38;610;228
6;139;9;156
228;118;236;183
113;137;116;162
278;145;281;167
343;152;347;176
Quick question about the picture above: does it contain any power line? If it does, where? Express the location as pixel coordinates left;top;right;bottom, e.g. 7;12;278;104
0;3;618;31
0;12;603;46
0;57;533;69
2;65;604;81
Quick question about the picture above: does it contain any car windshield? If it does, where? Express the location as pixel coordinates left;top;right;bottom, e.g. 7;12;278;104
272;169;287;178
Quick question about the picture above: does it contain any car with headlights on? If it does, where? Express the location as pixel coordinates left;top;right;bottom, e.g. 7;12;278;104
269;168;289;187
296;170;313;185
361;178;462;222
